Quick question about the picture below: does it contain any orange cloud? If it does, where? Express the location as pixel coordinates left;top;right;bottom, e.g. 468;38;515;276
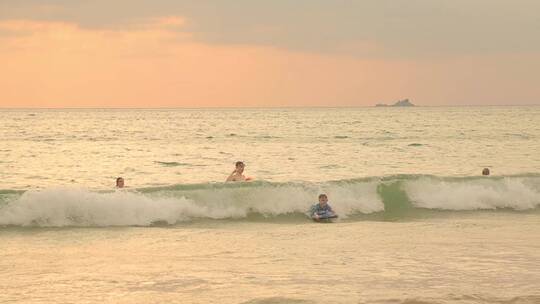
0;18;538;107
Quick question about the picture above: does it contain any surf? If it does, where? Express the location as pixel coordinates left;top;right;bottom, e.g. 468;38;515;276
0;174;539;227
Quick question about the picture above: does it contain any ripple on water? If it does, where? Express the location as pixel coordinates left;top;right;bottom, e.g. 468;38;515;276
241;297;315;304
154;161;190;167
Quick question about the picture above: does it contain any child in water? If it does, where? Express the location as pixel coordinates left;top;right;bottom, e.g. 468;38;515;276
116;177;125;188
310;194;336;220
226;161;253;182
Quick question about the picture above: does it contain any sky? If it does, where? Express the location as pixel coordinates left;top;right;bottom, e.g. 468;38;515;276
0;0;539;107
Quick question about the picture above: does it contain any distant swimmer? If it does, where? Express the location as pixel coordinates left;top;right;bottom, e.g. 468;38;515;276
226;161;253;182
482;168;490;176
116;177;125;188
310;194;338;221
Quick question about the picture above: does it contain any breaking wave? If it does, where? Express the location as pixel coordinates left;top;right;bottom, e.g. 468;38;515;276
0;174;539;227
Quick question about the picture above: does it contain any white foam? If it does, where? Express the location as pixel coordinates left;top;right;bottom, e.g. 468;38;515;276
322;181;384;216
0;188;194;226
404;177;540;211
2;176;537;227
0;182;382;227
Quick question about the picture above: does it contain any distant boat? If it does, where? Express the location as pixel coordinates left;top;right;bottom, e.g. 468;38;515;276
375;99;415;107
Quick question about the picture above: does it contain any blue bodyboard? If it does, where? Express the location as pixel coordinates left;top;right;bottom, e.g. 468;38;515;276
311;213;338;222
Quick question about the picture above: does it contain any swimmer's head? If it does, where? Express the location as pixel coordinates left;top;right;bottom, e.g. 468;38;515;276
235;161;245;173
482;168;490;176
116;177;125;188
318;194;328;205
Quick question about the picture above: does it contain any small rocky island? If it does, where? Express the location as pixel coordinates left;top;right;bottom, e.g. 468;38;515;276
376;99;415;107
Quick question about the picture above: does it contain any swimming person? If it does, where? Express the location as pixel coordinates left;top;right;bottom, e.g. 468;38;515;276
310;194;336;220
226;161;252;182
116;177;125;188
482;168;490;176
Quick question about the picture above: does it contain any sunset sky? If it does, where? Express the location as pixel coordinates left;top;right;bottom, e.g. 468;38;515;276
1;0;539;107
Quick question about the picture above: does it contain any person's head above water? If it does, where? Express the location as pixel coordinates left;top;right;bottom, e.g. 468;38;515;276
482;168;490;176
226;161;252;182
235;161;245;174
318;194;328;206
116;177;125;188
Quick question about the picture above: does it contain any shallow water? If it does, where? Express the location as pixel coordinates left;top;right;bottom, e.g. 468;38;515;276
2;214;539;304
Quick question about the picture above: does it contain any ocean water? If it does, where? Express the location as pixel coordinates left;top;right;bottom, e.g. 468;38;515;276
1;107;539;304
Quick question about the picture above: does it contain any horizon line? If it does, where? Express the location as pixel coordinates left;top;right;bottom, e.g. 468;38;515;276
1;104;539;110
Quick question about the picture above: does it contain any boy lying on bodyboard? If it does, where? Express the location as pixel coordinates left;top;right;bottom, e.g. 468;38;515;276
309;194;338;222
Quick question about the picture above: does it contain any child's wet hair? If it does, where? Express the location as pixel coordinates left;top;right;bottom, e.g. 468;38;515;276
318;193;327;199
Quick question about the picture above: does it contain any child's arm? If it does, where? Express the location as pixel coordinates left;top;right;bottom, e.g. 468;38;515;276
309;205;319;217
226;170;237;182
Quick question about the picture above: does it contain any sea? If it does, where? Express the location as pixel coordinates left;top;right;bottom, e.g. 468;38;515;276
1;107;539;304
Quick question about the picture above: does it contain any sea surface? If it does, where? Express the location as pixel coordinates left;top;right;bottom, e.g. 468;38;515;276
1;107;539;304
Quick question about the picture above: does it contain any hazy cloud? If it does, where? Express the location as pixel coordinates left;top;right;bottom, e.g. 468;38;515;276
1;0;540;58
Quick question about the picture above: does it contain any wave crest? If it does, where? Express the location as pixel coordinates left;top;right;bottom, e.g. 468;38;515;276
405;177;540;211
0;175;539;227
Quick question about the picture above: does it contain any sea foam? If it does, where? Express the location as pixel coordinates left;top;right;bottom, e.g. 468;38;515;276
0;175;538;227
404;177;540;210
0;181;382;227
